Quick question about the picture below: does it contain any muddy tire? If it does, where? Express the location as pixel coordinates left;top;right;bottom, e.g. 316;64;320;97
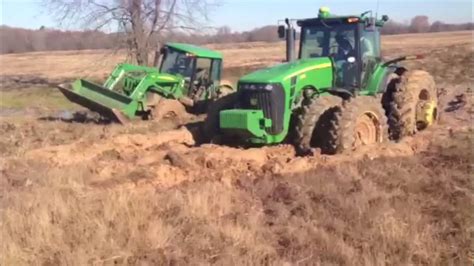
145;91;189;121
338;96;388;152
388;70;438;140
294;95;343;155
217;81;234;98
202;92;237;142
144;91;163;120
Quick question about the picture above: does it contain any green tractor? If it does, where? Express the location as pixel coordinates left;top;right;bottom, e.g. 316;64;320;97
58;43;232;123
205;7;438;154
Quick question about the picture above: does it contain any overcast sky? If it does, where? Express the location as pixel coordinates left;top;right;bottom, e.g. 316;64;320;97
0;0;472;31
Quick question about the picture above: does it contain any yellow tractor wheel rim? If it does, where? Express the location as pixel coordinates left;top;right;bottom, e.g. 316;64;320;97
353;111;381;148
417;100;437;127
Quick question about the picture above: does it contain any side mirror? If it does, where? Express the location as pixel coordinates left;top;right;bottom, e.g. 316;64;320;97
381;15;389;22
365;17;377;31
347;57;356;64
278;25;286;39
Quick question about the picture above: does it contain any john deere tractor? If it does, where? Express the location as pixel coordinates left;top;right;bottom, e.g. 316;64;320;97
204;7;437;154
59;43;232;123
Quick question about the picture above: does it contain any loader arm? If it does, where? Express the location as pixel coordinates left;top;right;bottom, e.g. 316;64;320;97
103;63;159;91
57;64;182;123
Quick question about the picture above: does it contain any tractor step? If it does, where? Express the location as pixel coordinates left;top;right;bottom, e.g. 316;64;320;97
57;79;138;124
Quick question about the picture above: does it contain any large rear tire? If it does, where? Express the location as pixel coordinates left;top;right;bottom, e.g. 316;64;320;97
294;95;343;155
388;70;438;140
338;96;388;152
202;92;237;143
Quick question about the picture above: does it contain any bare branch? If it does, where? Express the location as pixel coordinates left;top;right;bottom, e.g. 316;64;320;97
44;0;219;65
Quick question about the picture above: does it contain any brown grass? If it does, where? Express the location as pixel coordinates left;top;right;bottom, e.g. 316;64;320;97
1;131;472;265
0;31;472;83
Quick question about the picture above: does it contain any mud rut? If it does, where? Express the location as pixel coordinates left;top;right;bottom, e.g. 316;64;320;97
9;85;469;192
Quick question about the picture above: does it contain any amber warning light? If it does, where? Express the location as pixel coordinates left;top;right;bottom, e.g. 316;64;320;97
347;17;359;23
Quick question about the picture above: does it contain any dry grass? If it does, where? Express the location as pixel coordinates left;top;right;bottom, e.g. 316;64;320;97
1;131;472;265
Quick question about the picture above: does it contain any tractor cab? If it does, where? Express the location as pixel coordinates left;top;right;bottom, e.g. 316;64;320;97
158;43;224;101
280;8;389;94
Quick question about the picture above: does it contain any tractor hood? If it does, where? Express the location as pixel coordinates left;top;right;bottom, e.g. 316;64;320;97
150;72;182;84
239;57;333;84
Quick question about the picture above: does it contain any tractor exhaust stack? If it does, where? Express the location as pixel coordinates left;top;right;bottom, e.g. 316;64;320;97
285;18;296;62
278;18;296;62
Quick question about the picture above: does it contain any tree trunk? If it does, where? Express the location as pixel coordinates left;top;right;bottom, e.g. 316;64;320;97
129;0;149;65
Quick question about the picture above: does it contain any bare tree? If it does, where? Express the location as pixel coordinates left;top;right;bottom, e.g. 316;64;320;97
409;16;430;33
44;0;218;65
216;26;231;36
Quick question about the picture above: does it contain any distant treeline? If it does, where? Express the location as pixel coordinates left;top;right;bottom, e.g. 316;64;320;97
1;16;472;54
0;26;119;54
381;16;473;35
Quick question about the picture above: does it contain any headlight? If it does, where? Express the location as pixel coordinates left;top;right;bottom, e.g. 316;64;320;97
239;83;277;91
264;84;274;91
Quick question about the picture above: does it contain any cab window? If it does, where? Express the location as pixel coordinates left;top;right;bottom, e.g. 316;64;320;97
210;59;221;81
361;29;380;58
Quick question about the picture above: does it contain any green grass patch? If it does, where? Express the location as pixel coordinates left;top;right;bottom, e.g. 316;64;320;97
0;87;77;110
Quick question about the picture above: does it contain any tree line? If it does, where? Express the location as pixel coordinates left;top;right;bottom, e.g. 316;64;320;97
0;16;472;55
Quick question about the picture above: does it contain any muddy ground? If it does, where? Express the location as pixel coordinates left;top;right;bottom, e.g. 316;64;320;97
1;80;471;187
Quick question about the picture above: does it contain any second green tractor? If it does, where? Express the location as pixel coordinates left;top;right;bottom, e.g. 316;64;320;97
59;43;232;123
205;7;438;154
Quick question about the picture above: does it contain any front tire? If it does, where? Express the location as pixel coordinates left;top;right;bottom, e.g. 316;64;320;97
217;81;234;98
144;91;163;120
294;95;343;155
338;96;388;152
202;92;237;143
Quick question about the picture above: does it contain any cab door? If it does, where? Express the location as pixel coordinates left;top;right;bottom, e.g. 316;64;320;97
360;27;381;89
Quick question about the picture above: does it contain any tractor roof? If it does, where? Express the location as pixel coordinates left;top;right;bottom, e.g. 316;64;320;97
296;7;389;27
297;7;365;27
166;43;222;59
297;15;363;27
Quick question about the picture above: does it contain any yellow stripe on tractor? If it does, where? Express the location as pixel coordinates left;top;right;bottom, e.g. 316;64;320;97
283;63;332;81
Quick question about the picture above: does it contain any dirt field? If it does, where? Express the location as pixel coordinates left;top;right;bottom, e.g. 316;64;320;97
0;31;473;265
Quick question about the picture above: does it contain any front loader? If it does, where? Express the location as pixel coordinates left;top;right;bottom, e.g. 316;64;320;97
205;7;438;154
59;43;233;123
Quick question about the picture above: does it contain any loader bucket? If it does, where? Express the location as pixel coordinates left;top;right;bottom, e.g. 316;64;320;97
57;79;140;124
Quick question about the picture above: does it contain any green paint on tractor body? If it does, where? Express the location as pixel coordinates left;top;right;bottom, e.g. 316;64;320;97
166;42;223;59
220;109;270;140
58;43;228;123
217;8;396;145
220;58;334;144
